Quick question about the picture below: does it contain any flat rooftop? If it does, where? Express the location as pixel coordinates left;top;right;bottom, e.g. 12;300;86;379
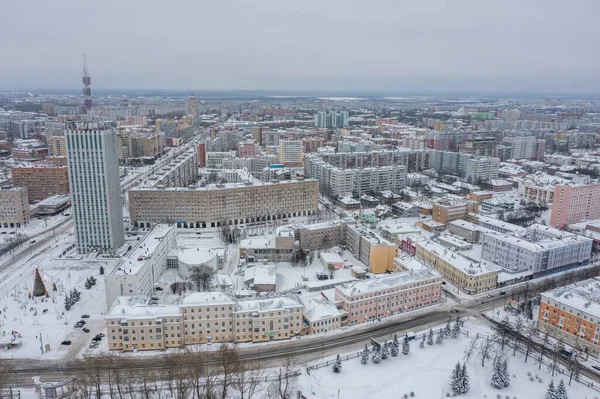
337;269;442;297
112;224;174;276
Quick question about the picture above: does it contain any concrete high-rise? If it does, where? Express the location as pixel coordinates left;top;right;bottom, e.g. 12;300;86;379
550;183;600;228
66;121;124;254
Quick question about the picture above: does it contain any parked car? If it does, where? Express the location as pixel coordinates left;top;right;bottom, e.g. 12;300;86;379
78;320;86;325
592;365;600;372
61;340;72;345
154;286;163;291
487;294;493;298
30;240;36;244
0;232;6;234
81;314;90;318
82;328;90;333
74;323;83;328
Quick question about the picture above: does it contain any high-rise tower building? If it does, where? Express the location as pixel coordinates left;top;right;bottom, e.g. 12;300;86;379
65;121;124;254
82;56;92;112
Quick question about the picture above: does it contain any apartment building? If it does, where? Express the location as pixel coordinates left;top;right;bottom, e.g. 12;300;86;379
129;179;319;229
48;136;66;157
0;187;30;228
469;213;527;237
12;164;69;203
144;149;198;188
345;224;398;274
206;151;236;168
116;127;163;164
414;238;498;294
464;156;500;183
550;183;600;228
335;269;443;325
481;224;592;275
104;224;177;308
106;293;303;351
523;182;555;204
537;278;600;358
431;201;478;225
278;140;303;167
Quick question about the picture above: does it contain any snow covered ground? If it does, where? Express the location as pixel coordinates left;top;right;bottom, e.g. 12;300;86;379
298;320;600;399
0;228;109;360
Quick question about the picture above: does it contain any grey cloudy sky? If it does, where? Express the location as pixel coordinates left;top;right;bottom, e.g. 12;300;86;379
2;0;600;93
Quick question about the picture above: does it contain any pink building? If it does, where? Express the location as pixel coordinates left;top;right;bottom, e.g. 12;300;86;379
334;269;442;325
238;143;258;158
550;183;600;228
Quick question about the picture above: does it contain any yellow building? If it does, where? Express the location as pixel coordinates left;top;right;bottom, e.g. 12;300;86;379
467;190;493;203
48;136;66;157
344;224;398;273
414;238;498;294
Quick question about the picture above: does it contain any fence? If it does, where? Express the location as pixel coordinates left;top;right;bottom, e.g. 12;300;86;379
307;322;470;372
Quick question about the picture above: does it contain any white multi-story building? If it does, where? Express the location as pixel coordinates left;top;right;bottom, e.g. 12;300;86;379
464;156;500;183
503;136;536;160
65;121;124;254
481;224;593;275
104;224;177;308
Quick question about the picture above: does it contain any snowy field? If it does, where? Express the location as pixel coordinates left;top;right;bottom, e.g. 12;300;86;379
298;320;600;399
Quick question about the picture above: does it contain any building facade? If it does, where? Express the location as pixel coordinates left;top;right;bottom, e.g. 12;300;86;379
66;121;124;254
129;179;319;229
12;165;69;203
0;187;29;228
550;183;600;228
335;269;442;325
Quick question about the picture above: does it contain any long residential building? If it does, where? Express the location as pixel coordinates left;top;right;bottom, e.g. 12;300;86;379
481;224;593;275
413;237;498;294
345;224;398;274
538;278;600;358
106;293;303;351
129;179;319;229
335;269;443;325
12;164;69;203
143;148;198;188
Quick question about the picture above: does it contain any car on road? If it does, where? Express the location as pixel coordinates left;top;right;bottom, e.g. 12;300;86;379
82;328;90;333
450;308;460;313
81;314;90;318
487;294;493;298
499;291;506;295
30;240;36;244
61;340;72;345
592;365;600;372
9;232;15;234
0;232;6;234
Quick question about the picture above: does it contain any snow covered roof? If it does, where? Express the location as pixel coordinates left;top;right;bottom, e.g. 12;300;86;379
337;269;442;297
106;296;180;320
295;297;341;323
235;297;301;313
543;277;600;319
416;239;500;276
113;224;174;276
181;292;235;306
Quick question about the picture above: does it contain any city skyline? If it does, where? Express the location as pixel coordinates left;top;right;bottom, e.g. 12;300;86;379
2;0;600;93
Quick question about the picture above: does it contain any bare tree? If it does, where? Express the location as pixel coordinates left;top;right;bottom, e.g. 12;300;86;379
183;347;208;399
547;340;563;377
511;317;524;356
524;324;538;363
463;337;479;362
137;366;159;399
267;357;298;399
191;264;216;291
567;350;582;385
493;317;511;351
478;337;494;367
537;331;551;370
0;360;15;398
233;361;265;399
217;343;240;399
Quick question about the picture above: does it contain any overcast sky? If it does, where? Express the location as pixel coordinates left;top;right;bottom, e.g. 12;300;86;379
2;0;599;93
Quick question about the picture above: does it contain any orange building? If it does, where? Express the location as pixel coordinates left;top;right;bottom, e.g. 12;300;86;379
538;278;600;357
431;200;478;225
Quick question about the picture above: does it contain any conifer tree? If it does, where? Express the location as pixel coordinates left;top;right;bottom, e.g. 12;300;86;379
361;344;369;365
332;354;342;373
450;362;462;394
427;329;434;345
402;336;410;355
546;380;557;399
556;379;568;399
460;363;470;394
